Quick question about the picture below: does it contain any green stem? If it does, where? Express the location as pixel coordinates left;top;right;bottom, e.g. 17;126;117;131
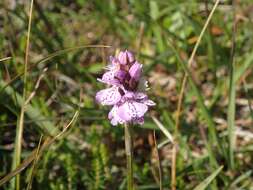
124;124;133;190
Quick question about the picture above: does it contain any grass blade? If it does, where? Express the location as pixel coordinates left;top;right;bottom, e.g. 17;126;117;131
0;110;79;187
26;135;43;190
230;170;252;188
0;80;58;135
0;57;11;62
13;1;34;189
168;1;221;189
153;131;163;190
227;0;237;169
193;166;223;190
0;45;110;94
152;116;174;143
235;52;253;83
168;43;219;166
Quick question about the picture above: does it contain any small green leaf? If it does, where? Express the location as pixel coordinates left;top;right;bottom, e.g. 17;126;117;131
150;1;159;20
193;166;223;190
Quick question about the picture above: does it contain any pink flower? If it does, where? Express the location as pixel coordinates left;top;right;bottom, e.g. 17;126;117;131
108;92;155;126
96;50;155;126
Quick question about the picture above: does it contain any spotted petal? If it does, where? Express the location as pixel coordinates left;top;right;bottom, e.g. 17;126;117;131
96;87;121;105
108;106;126;126
118;101;148;121
98;71;119;85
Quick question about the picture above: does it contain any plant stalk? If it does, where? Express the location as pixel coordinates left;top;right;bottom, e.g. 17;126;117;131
124;124;133;190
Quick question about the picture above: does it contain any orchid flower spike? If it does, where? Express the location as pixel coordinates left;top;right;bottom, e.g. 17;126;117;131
96;50;155;126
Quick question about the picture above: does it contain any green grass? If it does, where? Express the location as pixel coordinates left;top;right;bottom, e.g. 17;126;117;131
0;0;253;189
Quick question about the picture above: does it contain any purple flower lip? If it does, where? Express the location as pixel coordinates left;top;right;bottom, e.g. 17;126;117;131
95;86;121;106
114;70;127;83
96;50;155;126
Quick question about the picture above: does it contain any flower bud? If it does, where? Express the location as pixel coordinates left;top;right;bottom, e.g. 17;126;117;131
129;62;142;80
118;50;135;65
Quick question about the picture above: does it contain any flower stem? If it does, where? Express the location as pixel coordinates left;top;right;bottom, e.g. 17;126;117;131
124;124;133;190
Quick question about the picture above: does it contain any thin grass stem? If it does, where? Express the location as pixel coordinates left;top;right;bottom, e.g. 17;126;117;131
228;0;237;169
26;135;43;190
0;110;79;187
171;0;220;189
153;131;163;190
14;1;34;189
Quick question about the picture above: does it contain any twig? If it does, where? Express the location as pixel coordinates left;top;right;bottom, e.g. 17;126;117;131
0;57;11;62
153;131;163;190
152;117;174;143
26;135;43;190
171;0;221;189
25;67;48;106
0;57;11;81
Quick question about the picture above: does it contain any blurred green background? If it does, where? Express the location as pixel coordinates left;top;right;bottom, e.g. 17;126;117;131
0;0;253;189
